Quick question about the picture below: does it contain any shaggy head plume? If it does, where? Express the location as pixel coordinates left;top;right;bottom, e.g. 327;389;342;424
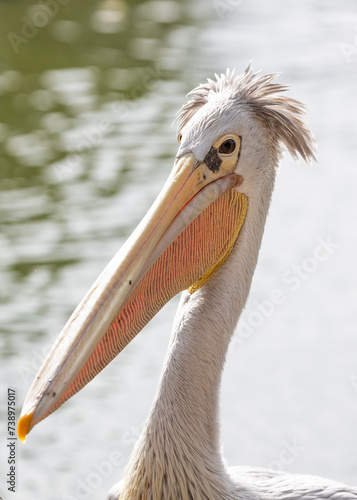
175;65;316;163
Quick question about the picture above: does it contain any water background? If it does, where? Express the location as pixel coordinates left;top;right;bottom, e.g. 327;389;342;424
0;0;357;498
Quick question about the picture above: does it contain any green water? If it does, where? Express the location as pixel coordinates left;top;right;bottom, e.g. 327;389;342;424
0;0;201;347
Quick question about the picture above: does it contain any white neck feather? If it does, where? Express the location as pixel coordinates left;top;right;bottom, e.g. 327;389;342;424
119;165;276;500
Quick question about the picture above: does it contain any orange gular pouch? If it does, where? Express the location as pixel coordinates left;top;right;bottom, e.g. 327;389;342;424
47;190;248;417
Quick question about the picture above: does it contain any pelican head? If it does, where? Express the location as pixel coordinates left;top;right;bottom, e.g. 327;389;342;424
18;66;315;443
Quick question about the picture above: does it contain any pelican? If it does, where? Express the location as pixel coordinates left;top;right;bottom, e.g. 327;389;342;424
18;66;357;499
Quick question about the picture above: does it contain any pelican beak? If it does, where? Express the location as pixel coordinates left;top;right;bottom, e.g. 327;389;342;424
18;153;248;442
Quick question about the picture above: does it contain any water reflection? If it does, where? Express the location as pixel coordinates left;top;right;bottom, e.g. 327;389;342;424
0;0;200;334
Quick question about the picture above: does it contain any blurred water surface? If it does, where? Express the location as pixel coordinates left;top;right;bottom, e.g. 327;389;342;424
0;0;357;498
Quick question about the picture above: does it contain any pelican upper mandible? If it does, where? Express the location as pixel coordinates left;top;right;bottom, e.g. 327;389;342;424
18;66;357;500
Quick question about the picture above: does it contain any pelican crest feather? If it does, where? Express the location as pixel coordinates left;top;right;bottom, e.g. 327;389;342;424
176;66;316;163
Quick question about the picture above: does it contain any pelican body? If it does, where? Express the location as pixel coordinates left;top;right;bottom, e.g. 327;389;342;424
18;67;357;499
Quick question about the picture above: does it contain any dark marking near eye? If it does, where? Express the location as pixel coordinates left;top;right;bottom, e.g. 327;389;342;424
204;146;222;173
129;280;132;285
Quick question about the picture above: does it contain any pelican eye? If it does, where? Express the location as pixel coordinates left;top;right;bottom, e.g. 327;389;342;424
177;133;182;144
219;139;236;155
